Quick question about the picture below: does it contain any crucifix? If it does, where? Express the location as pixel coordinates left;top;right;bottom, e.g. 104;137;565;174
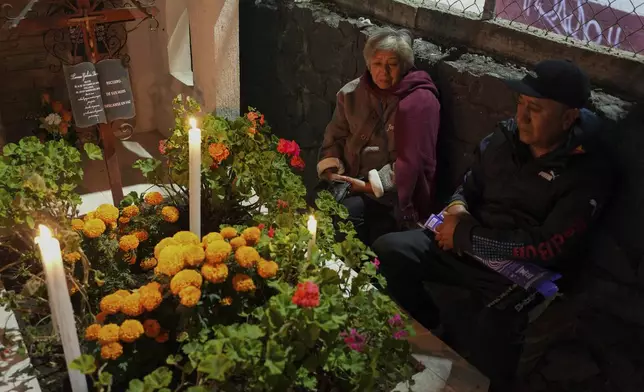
2;0;159;205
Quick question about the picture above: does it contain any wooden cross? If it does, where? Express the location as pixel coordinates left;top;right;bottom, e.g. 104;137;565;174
5;0;159;205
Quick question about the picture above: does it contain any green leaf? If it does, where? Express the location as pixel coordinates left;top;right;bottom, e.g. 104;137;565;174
197;354;235;381
143;367;173;388
187;387;208;392
25;215;35;229
98;371;113;386
83;143;103;160
264;340;288;375
127;379;145;392
2;143;18;156
166;354;183;365
69;354;96;375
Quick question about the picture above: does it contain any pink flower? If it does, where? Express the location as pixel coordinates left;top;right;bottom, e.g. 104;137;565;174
340;329;367;352
372;258;380;270
277;200;289;210
257;223;265;230
268;227;275;238
393;330;409;340
292;281;320;308
388;314;403;327
277;139;301;157
158;139;167;155
290;156;305;170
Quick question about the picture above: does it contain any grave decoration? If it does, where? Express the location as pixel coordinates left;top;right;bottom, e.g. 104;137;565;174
0;96;420;391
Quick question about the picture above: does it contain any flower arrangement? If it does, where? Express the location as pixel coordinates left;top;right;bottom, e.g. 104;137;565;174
35;93;76;144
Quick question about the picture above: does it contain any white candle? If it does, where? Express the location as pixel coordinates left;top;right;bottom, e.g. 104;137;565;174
307;215;317;260
35;225;88;392
189;117;202;238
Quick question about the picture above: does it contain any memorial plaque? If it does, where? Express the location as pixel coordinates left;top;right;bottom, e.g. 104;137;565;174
96;59;136;122
64;62;107;128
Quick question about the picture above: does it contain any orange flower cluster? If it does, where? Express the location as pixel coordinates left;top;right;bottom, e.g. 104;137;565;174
85;319;151;360
208;143;230;164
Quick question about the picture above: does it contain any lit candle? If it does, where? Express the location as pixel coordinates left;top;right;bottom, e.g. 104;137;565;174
307;215;317;260
35;225;88;392
189;117;202;238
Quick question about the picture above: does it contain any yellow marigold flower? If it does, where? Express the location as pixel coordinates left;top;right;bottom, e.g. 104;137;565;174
85;324;101;341
96;204;119;225
134;230;149;242
257;259;279;279
161;206;179;223
63;251;81;264
110;222;117;230
235;246;260;269
140;288;163;312
118;216;130;225
121;293;143;316
122;205;140;218
183;244;205;267
242;227;261;245
202;232;224;248
229;236;246;250
83;211;96;221
205;240;232;265
220;297;233;306
100;294;122;315
155;245;185;276
119;319;144;343
83;218;106;238
119;234;140;252
144;191;164;206
143;319;161;338
232;274;256;292
220;227;237;239
142;281;162;293
101;342;123;360
155;330;169;343
154;237;179;259
114;289;130;297
140;257;158;271
170;269;203;295
71;219;84;231
179;286;201;307
96;311;108;324
98;324;120;345
201;263;228;284
173;231;199;245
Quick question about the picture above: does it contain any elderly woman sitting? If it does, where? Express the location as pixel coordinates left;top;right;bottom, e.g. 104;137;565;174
317;27;441;246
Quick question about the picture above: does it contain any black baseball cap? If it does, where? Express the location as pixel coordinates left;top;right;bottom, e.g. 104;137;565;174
505;59;591;108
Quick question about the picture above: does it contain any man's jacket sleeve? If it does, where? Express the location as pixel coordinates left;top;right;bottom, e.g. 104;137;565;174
453;166;612;267
447;133;493;210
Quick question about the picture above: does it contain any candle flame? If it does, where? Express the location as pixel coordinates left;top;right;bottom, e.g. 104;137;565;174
189;117;197;129
35;224;53;244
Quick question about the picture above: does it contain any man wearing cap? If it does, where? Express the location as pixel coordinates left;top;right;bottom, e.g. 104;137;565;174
372;60;614;391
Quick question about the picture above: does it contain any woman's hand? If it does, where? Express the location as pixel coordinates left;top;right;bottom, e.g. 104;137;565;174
333;175;373;194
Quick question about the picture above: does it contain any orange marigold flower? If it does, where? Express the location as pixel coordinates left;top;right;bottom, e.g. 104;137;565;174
179;286;201;307
208;143;230;163
100;294;122;315
121;293;144;316
100;342;123;360
95;311;108;324
155;330;169;343
220;296;233;306
142;281;162;293
205;241;232;265
143;319;161;338
229;236;246;250
201;263;228;284
140;289;163;312
119;234;140;252
134;230;149;242
114;289;131;297
220;227;237;239
83;218;106;238
63;251;81;264
118;216;130;225
98;324;120;345
96;204;120;225
140;257;158;271
154;237;179;259
144;191;164;205
119;319;144;343
257;259;279;279
62;110;72;122
85;324;101;341
161;206;180;223
241;227;261;245
84;211;96;221
170;269;203;295
183;244;205;267
122;205;140;218
173;231;199;245
202;232;224;248
71;219;84;231
232;274;256;292
235;246;260;268
155;245;185;276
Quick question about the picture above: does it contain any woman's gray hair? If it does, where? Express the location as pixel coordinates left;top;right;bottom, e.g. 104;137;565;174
363;27;415;73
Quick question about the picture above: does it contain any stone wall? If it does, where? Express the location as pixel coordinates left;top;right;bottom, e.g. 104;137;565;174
240;1;644;391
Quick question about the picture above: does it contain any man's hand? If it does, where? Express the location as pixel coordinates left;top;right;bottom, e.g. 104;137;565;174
436;211;462;251
445;203;469;216
333;175;373;194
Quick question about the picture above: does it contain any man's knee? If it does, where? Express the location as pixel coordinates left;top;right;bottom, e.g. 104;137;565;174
372;231;403;258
